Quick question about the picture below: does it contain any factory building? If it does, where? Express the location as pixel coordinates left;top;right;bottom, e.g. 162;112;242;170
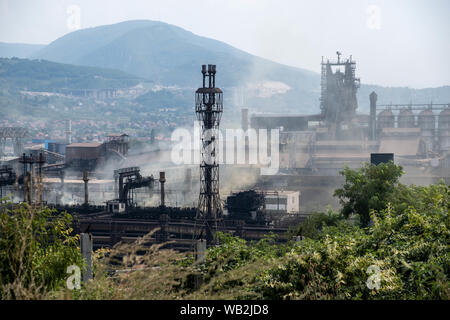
63;133;130;173
248;53;450;173
65;142;105;172
105;133;130;156
243;53;450;214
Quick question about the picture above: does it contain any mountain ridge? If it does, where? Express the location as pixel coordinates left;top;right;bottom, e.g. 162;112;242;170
33;20;318;87
16;19;450;113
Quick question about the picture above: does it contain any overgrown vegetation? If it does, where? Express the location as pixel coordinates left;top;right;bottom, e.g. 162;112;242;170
0;204;83;299
1;163;449;300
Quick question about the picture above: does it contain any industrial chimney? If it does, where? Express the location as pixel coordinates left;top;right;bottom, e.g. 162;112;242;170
83;171;89;206
159;171;165;207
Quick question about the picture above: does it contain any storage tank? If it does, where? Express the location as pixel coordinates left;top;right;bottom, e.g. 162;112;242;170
397;108;415;128
438;107;450;152
377;109;395;132
418;108;435;152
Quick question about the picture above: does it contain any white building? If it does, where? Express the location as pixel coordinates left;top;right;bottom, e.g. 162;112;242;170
264;190;300;214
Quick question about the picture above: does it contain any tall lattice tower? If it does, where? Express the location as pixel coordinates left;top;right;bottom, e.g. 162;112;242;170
195;64;223;244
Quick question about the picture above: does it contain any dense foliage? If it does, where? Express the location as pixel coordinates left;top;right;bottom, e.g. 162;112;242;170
1;164;449;300
195;178;449;299
258;186;449;299
334;161;404;226
0;204;83;299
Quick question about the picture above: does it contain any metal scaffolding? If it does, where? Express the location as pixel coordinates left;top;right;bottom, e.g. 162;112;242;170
194;64;223;244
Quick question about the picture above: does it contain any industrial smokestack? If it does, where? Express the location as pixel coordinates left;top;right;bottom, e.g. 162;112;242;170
159;171;166;207
369;91;377;140
83;171;89;206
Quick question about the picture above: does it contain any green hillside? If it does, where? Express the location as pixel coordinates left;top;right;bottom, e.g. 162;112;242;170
0;57;142;91
32;20;450;115
0;57;145;120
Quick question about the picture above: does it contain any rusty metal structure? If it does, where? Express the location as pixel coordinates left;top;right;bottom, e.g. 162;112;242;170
320;52;360;137
18;153;46;204
0;127;28;156
113;166;155;209
194;64;223;244
0;165;16;201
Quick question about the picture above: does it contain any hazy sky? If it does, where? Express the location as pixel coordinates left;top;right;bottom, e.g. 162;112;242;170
1;0;449;88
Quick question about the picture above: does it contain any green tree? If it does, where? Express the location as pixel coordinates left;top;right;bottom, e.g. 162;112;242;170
334;161;404;227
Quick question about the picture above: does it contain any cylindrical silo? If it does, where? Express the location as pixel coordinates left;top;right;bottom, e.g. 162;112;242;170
377;109;395;133
397;108;415;128
438;107;450;153
418;108;435;152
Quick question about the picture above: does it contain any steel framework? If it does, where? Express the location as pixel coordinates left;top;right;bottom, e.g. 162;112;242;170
19;153;45;204
320;52;360;134
194;64;223;244
0;127;28;156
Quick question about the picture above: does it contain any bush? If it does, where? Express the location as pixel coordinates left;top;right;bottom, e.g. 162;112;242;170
0;203;83;299
256;183;449;300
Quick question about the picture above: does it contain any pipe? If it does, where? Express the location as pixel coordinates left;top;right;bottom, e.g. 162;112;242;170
83;171;89;205
370;91;378;140
159;171;166;207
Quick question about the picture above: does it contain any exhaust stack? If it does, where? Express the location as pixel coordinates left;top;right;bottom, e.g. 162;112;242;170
159;171;166;207
83;171;89;206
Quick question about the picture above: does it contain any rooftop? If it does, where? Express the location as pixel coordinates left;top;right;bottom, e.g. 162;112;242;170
67;143;102;148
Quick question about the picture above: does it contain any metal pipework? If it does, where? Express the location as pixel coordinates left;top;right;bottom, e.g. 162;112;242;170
369;91;377;140
83;171;89;205
159;171;166;207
